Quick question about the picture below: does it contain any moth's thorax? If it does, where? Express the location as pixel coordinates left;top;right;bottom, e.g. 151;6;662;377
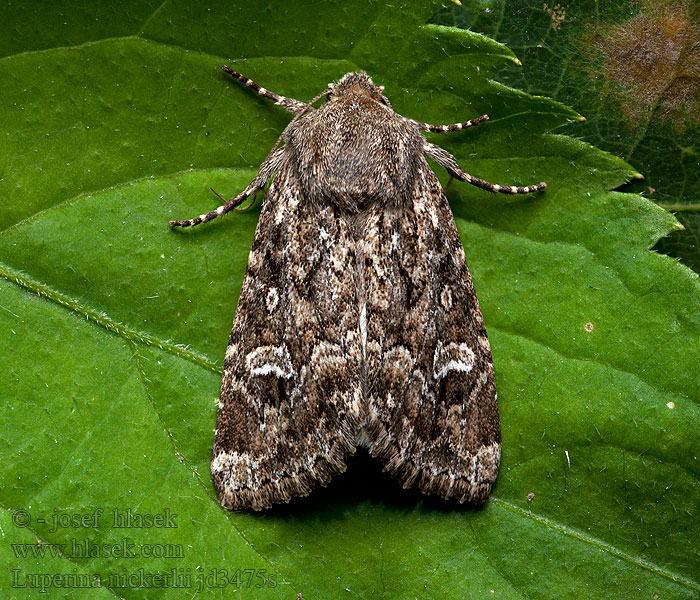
331;71;385;103
285;92;423;213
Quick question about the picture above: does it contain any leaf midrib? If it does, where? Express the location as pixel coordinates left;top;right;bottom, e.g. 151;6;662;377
491;497;700;592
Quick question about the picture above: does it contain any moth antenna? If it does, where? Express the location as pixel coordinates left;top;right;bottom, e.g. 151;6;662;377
209;187;227;204
169;148;285;228
222;65;309;116
234;194;259;212
171;80;332;229
423;142;546;194
411;114;489;133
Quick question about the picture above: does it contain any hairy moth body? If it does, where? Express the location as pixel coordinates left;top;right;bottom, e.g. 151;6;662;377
171;69;545;510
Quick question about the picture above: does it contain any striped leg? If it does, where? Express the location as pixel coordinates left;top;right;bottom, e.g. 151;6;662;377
410;114;489;133
222;66;309;115
424;142;546;194
170;148;286;228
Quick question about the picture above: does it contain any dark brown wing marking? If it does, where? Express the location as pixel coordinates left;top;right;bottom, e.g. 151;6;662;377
212;160;363;510
362;161;500;503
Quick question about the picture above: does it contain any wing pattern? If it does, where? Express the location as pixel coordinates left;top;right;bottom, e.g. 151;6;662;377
209;71;509;510
362;163;500;503
212;160;363;510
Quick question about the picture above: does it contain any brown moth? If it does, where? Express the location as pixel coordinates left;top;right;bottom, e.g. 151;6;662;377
171;68;545;510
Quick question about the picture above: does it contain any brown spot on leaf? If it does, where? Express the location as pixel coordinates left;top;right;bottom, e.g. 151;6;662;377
588;0;700;130
585;321;594;332
543;3;566;31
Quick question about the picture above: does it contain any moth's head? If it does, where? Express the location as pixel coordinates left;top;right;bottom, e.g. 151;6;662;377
329;71;392;107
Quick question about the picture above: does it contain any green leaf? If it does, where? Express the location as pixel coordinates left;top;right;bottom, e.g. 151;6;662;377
1;2;698;599
432;0;700;273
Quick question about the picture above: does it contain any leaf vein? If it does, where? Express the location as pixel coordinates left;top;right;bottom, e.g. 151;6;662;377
491;497;700;592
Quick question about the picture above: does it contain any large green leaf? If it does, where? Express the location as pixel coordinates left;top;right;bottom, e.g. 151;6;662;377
1;1;698;599
433;0;700;272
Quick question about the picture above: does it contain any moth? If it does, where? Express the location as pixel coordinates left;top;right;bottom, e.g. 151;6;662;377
171;67;545;510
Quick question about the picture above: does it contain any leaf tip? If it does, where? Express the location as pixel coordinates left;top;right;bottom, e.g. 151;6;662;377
677;222;686;231
632;172;645;180
450;0;463;5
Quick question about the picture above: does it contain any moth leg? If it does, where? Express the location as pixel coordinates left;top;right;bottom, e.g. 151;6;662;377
410;113;489;133
424;142;546;194
222;65;309;116
170;147;285;228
